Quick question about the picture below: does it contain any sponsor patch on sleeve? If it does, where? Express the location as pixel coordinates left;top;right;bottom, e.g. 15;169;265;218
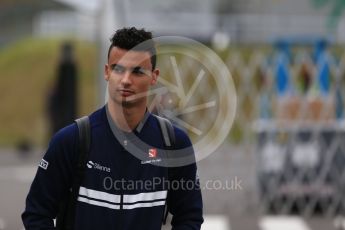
39;159;49;170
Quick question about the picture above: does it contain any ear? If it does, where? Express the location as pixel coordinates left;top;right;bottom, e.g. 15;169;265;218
151;68;159;85
104;64;110;81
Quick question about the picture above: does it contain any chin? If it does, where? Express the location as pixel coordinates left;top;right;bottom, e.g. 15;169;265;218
121;100;137;107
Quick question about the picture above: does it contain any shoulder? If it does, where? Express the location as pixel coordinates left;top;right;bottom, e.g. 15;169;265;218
41;122;79;168
172;124;193;149
50;106;106;148
88;106;108;130
49;122;78;149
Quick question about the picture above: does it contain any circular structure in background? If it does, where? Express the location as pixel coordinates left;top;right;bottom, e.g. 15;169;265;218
105;36;237;167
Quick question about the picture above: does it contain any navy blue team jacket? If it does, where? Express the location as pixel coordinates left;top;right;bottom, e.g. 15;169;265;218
22;106;203;229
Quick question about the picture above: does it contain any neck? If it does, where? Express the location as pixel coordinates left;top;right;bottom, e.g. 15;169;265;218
107;100;147;132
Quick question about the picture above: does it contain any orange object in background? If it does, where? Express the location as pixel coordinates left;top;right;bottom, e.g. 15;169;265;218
275;95;302;121
275;95;335;122
305;96;334;122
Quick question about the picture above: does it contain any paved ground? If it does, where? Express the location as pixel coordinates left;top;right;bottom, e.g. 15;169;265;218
0;144;343;230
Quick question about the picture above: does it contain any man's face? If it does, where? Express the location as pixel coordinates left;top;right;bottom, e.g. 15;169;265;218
105;47;159;107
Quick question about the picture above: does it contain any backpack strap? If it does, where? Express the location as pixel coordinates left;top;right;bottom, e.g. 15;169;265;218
56;116;90;230
154;115;176;225
155;115;175;147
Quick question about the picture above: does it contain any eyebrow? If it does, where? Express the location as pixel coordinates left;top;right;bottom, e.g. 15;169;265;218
110;63;122;68
110;63;144;69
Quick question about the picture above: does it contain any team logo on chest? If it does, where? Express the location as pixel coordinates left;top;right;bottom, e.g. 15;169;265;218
141;148;161;164
148;148;157;158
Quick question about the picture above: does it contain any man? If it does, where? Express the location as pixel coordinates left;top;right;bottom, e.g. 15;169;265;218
47;42;78;137
22;27;203;229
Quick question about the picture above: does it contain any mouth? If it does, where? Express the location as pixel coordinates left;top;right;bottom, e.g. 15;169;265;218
118;89;135;97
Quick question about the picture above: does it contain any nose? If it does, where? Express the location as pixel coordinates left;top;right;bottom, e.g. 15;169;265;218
120;70;132;86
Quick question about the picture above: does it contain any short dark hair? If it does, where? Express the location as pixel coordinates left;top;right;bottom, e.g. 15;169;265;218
107;27;156;70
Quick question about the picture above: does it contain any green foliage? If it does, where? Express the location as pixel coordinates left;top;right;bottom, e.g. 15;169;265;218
0;38;98;147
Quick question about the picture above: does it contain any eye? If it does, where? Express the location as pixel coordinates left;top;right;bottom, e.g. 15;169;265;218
111;64;125;74
132;67;146;76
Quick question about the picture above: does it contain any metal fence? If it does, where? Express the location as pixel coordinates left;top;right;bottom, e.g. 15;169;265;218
226;43;345;144
241;43;345;216
154;42;345;216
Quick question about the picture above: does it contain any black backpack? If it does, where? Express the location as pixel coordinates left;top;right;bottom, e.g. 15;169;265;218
56;115;175;229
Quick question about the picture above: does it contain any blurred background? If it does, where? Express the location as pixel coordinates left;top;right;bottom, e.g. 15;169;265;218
1;0;345;229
